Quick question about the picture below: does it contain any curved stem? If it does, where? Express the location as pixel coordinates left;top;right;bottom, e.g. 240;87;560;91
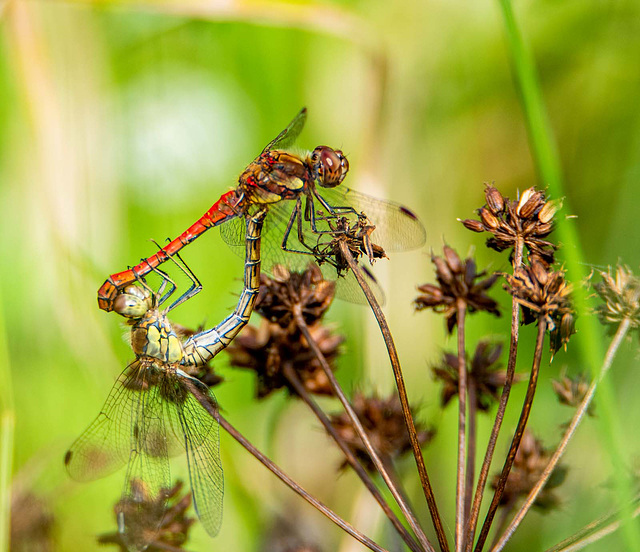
182;379;390;552
491;317;632;551
474;318;547;551
282;364;423;552
455;299;468;551
544;493;640;552
292;305;432;552
465;238;524;552
465;379;477;525
338;241;448;552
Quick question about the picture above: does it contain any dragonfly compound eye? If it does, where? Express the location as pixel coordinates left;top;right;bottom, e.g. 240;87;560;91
312;146;349;188
114;289;150;319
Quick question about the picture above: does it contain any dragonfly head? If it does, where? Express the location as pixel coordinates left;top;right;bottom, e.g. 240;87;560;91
310;146;349;188
114;285;152;321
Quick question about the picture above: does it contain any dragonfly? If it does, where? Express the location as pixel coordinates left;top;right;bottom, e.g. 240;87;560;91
97;108;426;312
66;210;266;551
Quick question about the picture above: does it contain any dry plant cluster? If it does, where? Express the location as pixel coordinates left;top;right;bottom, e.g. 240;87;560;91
12;185;640;552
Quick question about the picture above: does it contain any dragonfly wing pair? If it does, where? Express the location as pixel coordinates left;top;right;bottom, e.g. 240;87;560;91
65;362;223;551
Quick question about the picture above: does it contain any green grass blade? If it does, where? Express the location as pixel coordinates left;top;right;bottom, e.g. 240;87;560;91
497;0;640;548
0;291;14;552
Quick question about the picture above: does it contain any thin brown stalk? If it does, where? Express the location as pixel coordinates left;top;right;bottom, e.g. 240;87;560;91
465;238;524;552
544;494;640;552
465;378;477;525
292;305;433;552
491;317;632;551
282;364;423;552
489;498;516;551
338;241;449;552
182;378;390;552
473;318;548;551
455;299;468;552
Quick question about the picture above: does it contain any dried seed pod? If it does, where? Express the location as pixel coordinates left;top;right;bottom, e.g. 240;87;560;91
433;341;522;411
416;246;500;333
502;256;575;357
227;320;343;398
593;264;640;331
329;391;434;472
461;184;561;263
98;480;195;551
491;431;567;511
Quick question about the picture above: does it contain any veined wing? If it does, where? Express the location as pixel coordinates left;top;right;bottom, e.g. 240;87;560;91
261;108;307;153
116;365;174;552
65;361;145;482
317;186;426;252
175;374;224;537
219;209;386;305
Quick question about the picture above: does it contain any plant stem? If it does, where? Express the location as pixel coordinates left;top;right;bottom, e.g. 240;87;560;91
339;241;449;552
544;494;640;552
465;378;477;526
489;498;516;551
474;318;547;551
182;378;390;552
282;364;423;552
292;305;433;552
0;292;14;552
491;317;632;551
465;238;524;552
455;299;468;552
498;1;639;545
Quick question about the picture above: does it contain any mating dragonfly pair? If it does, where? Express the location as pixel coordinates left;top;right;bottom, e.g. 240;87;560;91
66;109;426;550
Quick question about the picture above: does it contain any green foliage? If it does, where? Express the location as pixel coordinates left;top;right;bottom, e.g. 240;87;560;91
2;1;640;550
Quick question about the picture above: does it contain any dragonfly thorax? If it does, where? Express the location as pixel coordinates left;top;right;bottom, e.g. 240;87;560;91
239;151;309;205
130;310;184;365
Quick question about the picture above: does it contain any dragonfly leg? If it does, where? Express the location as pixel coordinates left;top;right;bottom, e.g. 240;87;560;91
308;189;358;236
165;250;202;312
156;245;203;313
142;239;203;312
145;240;179;307
279;199;320;257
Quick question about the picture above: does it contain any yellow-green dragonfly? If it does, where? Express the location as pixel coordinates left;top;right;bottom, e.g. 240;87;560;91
65;210;266;551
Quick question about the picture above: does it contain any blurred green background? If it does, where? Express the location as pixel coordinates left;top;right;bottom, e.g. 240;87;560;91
2;0;640;550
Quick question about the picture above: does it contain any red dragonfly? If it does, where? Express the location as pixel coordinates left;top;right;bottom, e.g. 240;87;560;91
98;108;425;311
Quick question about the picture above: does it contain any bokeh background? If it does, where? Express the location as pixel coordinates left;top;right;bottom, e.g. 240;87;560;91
2;0;640;550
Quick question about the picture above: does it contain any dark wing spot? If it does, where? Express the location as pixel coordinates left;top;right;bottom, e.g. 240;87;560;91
64;450;73;466
400;206;419;220
361;265;379;283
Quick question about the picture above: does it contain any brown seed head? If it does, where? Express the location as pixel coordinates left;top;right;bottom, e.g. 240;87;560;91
262;516;323;552
415;246;500;333
503;257;575;355
11;491;55;552
552;372;594;416
491;431;567;511
255;264;336;327
312;215;387;274
433;341;523;411
98;480;195;551
329;392;434;472
593;264;640;331
226;320;343;398
460;184;560;263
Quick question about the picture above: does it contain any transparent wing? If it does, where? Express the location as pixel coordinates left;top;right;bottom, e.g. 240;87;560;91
317;186;426;252
323;263;386;305
65;361;144;482
175;375;223;537
116;368;173;552
219;206;385;305
262;108;307;153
